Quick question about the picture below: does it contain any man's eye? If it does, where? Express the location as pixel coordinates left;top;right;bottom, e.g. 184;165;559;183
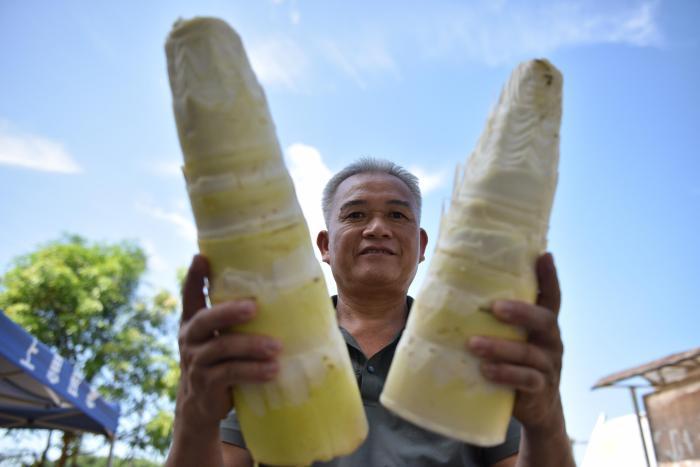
345;212;364;220
389;211;407;219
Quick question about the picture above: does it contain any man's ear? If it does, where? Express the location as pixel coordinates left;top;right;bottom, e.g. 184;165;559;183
316;230;331;264
419;228;428;263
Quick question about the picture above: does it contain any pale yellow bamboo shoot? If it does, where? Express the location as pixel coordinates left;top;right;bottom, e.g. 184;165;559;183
381;59;563;446
165;17;367;465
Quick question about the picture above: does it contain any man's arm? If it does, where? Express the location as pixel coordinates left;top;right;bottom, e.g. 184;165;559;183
470;253;575;467
165;255;281;467
513;397;573;467
488;403;572;467
222;443;254;466
167;407;225;466
491;454;517;467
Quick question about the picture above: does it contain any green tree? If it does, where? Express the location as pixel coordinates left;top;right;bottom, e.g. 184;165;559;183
0;235;179;465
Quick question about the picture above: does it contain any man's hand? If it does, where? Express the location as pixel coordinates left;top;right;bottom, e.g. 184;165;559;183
177;254;282;429
166;255;281;466
468;252;563;429
467;252;574;466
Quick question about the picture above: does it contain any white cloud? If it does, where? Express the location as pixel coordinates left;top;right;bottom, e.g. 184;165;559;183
222;1;662;95
137;202;197;241
608;1;661;46
284;143;333;239
284;143;337;293
0;123;82;174
320;39;399;89
152;160;182;177
248;37;310;91
174;196;190;212
416;0;663;66
269;0;300;24
408;166;448;195
321;41;366;88
141;239;169;273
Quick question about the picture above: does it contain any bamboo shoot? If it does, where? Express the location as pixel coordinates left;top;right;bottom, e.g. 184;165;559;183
165;17;368;465
380;59;563;446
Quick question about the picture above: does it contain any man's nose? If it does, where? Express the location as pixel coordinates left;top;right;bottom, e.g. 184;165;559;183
362;216;392;238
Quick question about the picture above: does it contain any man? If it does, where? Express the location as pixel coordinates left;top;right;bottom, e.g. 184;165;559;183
166;159;574;466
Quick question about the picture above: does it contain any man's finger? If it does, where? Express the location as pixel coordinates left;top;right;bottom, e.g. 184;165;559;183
536;252;561;316
182;254;209;323
184;300;257;343
480;361;546;393
193;333;282;367
492;301;559;337
203;359;280;387
468;336;552;374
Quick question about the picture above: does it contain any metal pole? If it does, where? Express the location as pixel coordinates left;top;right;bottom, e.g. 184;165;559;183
40;429;53;466
106;435;115;467
630;386;652;467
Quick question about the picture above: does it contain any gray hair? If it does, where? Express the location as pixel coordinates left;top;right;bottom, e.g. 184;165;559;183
321;157;422;226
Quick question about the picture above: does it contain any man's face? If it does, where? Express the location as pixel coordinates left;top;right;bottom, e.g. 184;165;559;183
317;172;428;294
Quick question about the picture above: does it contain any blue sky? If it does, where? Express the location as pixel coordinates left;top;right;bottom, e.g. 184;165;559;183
1;0;699;462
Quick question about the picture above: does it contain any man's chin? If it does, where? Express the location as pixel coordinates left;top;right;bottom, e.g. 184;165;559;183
353;270;406;290
332;264;413;293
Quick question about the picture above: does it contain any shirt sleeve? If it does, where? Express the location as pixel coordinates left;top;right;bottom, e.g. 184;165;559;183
220;409;247;448
479;418;522;465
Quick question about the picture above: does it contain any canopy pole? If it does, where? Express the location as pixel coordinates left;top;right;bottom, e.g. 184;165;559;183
40;429;53;466
630;386;652;467
106;435;115;467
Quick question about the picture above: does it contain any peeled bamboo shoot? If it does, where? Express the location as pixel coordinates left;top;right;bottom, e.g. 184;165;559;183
165;17;368;465
380;59;563;446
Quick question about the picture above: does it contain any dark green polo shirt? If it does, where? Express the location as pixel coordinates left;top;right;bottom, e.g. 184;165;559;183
220;297;521;466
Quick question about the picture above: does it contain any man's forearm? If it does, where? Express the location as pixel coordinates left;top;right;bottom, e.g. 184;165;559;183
165;418;224;467
516;399;575;467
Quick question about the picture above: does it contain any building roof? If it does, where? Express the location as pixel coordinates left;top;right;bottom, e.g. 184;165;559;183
593;347;700;389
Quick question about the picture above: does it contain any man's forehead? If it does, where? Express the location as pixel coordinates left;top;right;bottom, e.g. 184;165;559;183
339;198;411;210
332;172;416;209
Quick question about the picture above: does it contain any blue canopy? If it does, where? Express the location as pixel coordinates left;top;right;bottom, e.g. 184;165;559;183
0;310;120;437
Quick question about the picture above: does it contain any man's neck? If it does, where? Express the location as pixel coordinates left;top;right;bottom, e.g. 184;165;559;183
336;291;408;359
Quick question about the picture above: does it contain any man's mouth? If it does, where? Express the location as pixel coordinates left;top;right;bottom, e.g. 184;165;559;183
359;247;395;256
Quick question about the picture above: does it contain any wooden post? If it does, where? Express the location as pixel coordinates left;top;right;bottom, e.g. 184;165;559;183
630;386;652;467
